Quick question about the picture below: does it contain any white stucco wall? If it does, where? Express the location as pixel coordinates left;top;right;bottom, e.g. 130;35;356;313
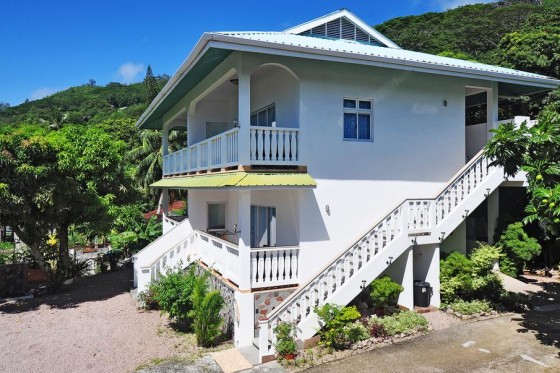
167;51;496;285
466;122;487;160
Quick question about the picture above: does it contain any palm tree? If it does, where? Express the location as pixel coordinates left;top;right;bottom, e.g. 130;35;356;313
127;129;185;198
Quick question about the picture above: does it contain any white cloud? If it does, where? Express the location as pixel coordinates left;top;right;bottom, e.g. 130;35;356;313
436;0;493;10
115;62;145;83
30;87;59;101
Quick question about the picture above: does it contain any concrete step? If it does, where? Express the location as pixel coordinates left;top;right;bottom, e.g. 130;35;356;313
238;344;261;366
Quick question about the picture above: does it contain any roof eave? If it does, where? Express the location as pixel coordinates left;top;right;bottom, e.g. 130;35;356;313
210;34;560;90
136;33;215;130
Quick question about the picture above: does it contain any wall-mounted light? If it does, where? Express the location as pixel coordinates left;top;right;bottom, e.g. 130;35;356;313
485;188;491;197
233;224;241;234
386;256;394;266
360;280;367;289
443;99;448;107
229;78;239;85
462;210;469;219
325;204;330;216
438;232;446;241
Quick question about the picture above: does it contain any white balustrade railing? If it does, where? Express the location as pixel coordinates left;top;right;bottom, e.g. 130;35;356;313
196;231;240;285
250;127;299;165
135;226;301;293
258;148;501;359
251;247;300;288
163;126;300;175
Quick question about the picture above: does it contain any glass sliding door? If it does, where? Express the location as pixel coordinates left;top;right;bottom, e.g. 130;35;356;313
250;205;277;247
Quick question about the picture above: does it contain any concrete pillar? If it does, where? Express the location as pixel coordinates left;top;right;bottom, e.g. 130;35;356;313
487;82;499;140
234;291;255;347
425;245;441;307
162;128;170;156
237;66;251;165
237;189;251;290
487;188;499;244
385;247;414;310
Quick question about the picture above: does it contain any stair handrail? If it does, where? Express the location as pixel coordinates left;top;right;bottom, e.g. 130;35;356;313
262;148;494;332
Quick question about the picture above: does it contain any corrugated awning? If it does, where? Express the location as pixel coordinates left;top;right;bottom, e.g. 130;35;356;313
150;172;317;189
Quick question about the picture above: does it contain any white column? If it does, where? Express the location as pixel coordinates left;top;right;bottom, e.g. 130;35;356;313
397;248;414;310
237;69;251;165
162;128;170;156
237;189;251;290
487;188;499;244
425;245;440;307
487;82;499;141
234;291;255;347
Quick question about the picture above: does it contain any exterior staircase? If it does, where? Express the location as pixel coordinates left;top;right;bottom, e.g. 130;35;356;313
257;149;506;361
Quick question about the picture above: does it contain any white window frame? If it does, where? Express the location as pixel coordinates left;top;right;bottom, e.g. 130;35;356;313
207;202;227;232
343;98;373;142
250;103;276;127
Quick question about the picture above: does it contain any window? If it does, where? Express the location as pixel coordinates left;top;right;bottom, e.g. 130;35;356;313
250;104;276;127
343;98;373;141
250;205;276;247
208;203;226;231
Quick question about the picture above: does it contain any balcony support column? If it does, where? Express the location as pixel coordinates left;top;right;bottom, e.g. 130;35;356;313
237;68;251;165
162;128;169;156
487;81;499;140
237;189;252;290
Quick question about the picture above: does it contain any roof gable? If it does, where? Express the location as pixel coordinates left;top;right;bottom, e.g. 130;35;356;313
284;9;400;49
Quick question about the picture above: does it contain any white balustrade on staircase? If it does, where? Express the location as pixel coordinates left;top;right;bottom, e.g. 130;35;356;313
249;127;299;165
250;247;300;288
258;148;504;360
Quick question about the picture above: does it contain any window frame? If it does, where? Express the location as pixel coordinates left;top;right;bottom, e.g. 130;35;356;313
342;98;373;142
207;202;227;232
250;103;276;127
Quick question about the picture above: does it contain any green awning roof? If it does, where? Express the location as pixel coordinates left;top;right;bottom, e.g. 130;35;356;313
150;172;317;189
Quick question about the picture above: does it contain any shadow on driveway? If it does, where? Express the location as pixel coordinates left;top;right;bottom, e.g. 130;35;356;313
0;268;132;314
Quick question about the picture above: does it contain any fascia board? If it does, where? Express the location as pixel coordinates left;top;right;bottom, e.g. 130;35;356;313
209;35;560;90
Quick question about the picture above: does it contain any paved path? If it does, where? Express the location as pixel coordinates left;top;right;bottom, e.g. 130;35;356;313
304;315;560;373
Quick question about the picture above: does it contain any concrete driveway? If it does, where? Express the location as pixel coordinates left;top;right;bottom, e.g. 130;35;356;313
304;314;560;372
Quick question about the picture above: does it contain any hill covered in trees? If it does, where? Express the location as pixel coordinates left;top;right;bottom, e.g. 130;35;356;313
376;0;560;78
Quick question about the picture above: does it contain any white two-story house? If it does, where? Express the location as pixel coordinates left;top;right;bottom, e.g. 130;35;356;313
133;9;559;361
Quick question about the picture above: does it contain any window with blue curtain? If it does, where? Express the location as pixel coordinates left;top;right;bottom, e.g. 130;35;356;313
343;99;373;141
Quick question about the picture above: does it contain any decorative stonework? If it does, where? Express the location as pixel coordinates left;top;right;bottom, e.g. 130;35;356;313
192;263;235;336
254;289;295;327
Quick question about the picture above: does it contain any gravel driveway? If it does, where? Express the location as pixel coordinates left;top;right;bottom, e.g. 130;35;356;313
0;269;209;373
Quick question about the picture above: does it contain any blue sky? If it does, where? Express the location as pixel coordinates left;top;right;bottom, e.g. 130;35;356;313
0;0;491;106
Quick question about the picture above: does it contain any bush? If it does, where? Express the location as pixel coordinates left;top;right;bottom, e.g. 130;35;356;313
314;304;362;350
151;266;197;324
137;286;159;310
377;311;428;336
447;300;492;315
365;320;388;339
369;276;404;310
498;222;541;277
189;274;224;347
274;322;298;357
440;246;504;304
343;322;370;344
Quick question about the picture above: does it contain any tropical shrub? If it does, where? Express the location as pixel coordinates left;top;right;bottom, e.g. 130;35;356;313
274;322;298;357
440;252;474;303
447;299;492;315
498;222;541;277
377;311;428;336
189;273;224;347
361;318;388;339
151;266;197;324
314;304;362;350
369;276;404;310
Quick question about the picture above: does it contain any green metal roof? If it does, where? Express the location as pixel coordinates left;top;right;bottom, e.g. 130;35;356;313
139;48;232;130
150;172;317;189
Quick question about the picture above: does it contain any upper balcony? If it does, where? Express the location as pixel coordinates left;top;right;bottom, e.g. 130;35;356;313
163;126;300;175
161;63;302;176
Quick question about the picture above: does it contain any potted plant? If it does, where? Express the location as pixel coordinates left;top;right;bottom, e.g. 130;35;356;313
274;321;298;360
370;276;404;316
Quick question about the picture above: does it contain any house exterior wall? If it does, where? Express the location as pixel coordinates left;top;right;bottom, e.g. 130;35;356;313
167;51;498;285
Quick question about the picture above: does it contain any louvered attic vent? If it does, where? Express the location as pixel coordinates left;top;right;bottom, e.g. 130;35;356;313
299;17;384;46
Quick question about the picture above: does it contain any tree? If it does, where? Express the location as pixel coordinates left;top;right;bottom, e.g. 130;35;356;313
484;103;560;241
495;30;560;78
0;102;10;111
144;65;159;104
0;125;135;288
87;79;96;87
